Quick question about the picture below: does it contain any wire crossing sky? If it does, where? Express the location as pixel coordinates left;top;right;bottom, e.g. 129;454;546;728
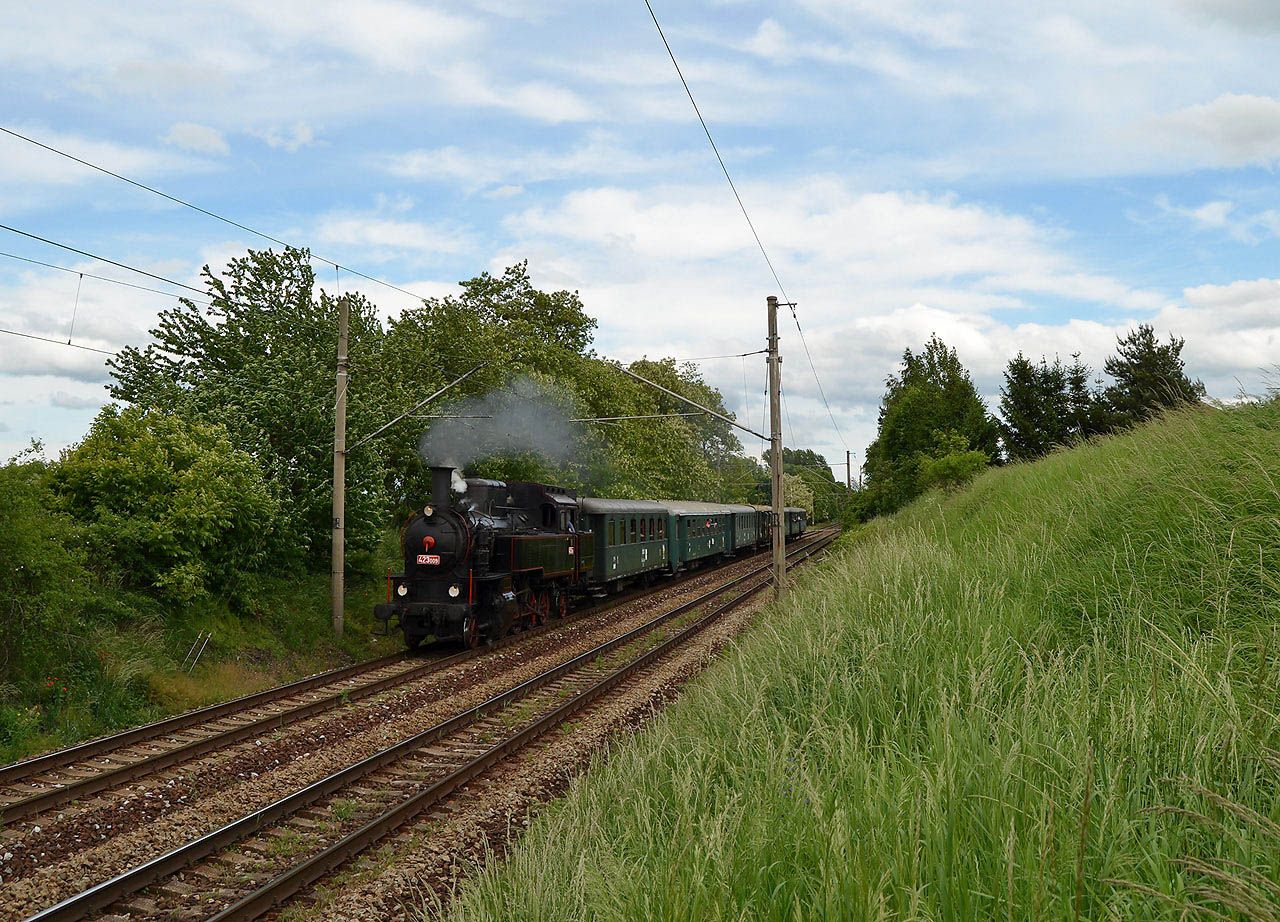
2;0;1279;468
641;0;850;454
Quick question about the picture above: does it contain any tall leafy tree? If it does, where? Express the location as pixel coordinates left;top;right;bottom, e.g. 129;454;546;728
375;266;735;505
629;357;742;467
109;247;389;566
781;472;816;518
762;446;851;522
1103;324;1205;425
863;335;998;515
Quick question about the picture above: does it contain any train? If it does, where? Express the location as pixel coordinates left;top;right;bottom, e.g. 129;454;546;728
374;465;808;649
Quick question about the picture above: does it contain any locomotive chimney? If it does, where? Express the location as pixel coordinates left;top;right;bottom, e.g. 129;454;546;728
430;465;453;514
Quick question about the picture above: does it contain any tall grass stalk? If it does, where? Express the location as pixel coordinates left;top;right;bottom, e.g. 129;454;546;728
449;402;1280;921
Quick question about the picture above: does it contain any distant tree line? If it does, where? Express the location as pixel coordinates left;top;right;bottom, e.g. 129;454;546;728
859;324;1206;518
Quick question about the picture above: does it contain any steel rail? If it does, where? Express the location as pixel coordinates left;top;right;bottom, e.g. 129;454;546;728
0;651;407;787
1;535;823;823
214;531;838;922
24;530;837;922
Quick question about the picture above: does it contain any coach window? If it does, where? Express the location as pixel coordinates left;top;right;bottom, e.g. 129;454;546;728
630;518;637;543
658;519;665;538
640;518;647;541
609;520;616;545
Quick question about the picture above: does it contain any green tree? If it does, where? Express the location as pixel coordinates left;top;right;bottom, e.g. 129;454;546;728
1000;354;1063;461
1001;353;1110;462
1103;324;1205;426
863;335;998;515
628;358;742;469
763;446;851;522
374;263;603;508
1065;353;1110;438
109;247;388;566
53;406;281;604
782;472;815;518
715;455;769;504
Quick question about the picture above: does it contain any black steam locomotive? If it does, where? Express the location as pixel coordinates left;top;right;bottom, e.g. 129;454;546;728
375;465;806;649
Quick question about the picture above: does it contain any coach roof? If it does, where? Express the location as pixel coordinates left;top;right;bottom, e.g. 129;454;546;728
579;498;668;515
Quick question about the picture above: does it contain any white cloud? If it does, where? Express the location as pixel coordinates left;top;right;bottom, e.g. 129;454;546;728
505;178;1163;312
0;1;589;129
0;125;205;190
733;16;980;97
1154;194;1280;243
1177;0;1280;31
255;122;317;152
313;212;473;263
1153;278;1280;386
796;0;972;49
380;131;762;190
50;389;107;410
485;184;525;200
490;175;1276;466
162;122;229;155
1153;94;1280;168
231;0;481;72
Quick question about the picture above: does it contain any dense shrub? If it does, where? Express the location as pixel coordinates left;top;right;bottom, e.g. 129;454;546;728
53;406;281;604
0;456;86;688
916;428;989;492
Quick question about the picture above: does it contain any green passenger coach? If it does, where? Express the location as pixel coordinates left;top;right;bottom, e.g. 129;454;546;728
580;497;671;589
662;500;734;567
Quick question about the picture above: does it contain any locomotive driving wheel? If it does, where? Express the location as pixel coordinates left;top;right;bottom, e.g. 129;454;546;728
535;589;551;626
462;613;479;649
556;590;569;619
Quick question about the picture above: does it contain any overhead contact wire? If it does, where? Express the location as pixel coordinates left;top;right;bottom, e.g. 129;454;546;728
640;2;849;453
0;125;426;305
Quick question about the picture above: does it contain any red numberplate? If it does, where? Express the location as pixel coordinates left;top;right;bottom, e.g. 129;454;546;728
417;554;441;565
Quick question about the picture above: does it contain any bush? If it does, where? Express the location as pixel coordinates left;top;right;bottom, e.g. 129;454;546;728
53;406;282;605
916;428;989;493
0;456;86;684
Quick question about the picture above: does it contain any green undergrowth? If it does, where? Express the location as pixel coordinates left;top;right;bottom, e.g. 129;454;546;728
0;524;400;765
449;400;1280;921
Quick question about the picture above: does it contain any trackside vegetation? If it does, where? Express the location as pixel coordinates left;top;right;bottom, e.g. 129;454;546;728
0;249;815;763
450;399;1280;921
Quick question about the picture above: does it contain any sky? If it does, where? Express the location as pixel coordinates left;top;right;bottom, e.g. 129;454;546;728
2;0;1280;476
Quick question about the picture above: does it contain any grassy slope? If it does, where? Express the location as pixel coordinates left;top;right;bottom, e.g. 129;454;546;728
450;401;1280;921
1;541;400;764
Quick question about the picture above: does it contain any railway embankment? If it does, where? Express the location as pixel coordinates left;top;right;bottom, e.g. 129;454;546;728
450;400;1280;920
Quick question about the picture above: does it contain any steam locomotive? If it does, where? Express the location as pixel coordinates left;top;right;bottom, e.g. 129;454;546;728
374;465;807;649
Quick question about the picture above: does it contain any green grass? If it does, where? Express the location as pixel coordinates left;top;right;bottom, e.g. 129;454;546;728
0;530;402;765
448;400;1280;921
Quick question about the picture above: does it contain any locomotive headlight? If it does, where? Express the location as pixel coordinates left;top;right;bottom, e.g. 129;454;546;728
448;585;461;598
396;584;409;597
423;504;435;517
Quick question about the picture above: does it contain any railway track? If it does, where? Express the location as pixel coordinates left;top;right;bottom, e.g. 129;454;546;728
23;529;838;922
0;533;825;827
